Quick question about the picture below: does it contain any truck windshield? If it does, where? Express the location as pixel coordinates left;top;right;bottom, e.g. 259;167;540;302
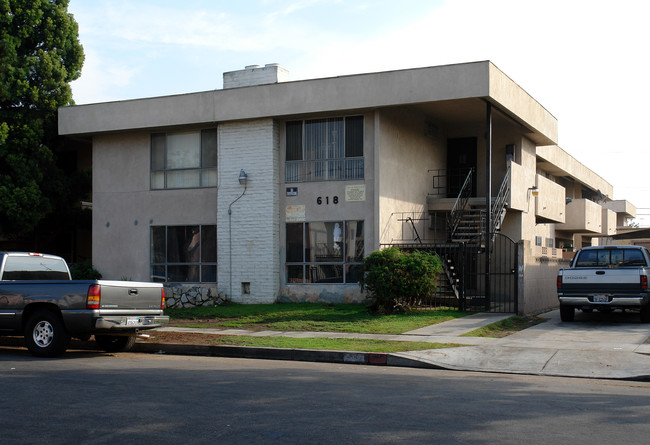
2;256;70;280
574;249;647;268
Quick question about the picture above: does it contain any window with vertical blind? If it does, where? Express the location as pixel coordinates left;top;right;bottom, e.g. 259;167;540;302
151;129;217;189
285;116;364;182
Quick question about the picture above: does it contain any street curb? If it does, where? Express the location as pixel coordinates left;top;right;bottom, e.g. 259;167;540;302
0;336;438;369
132;342;442;369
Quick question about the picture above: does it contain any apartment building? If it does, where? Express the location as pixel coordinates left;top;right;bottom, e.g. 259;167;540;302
58;61;635;314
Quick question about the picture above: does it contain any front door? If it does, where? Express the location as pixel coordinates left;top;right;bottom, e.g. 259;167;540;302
447;137;477;198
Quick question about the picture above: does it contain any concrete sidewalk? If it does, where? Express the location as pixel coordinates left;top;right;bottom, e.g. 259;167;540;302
147;310;650;380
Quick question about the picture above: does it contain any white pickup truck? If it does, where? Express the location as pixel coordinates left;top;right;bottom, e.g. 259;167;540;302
557;245;650;322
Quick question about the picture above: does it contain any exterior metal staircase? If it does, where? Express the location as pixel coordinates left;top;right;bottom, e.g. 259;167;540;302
449;208;484;243
436;166;511;305
446;165;511;244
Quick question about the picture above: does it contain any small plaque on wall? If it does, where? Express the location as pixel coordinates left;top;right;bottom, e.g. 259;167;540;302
286;205;305;222
345;184;366;202
286;187;298;197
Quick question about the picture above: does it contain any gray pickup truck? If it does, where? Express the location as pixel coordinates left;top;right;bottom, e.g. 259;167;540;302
557;245;650;322
0;252;168;356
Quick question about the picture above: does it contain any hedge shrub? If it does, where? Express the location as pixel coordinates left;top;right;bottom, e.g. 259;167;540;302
69;260;102;280
359;247;442;313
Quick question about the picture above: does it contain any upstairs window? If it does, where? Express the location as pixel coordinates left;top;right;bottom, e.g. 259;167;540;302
285;116;364;182
151;129;217;189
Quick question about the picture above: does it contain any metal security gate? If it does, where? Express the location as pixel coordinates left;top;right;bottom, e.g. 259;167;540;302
461;233;518;313
394;233;518;313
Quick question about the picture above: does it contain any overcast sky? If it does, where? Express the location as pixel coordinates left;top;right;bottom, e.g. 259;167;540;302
67;0;650;224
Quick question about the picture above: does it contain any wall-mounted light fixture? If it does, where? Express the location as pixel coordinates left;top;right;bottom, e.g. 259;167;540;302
528;185;539;196
238;169;248;185
524;186;540;214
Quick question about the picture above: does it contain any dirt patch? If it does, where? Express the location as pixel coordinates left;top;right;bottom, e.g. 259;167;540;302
140;330;224;346
167;319;237;328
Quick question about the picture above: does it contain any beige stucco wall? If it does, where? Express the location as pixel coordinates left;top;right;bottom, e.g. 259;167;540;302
535;174;565;223
520;249;569;315
558;198;602;233
377;107;444;245
601;208;616;236
92;132;219;280
503;137;537;244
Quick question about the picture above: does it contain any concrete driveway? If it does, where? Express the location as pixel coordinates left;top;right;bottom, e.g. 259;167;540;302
396;309;650;379
501;309;650;352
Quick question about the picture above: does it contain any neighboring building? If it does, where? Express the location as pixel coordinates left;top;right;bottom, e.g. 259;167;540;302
58;61;636;314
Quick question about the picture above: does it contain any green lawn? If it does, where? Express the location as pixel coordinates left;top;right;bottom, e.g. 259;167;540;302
165;303;472;335
162;304;543;352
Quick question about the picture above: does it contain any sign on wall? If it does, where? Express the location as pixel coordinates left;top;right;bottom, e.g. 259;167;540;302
345;184;366;202
286;205;306;222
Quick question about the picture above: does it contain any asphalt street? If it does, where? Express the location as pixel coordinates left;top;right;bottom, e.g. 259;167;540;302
1;353;650;444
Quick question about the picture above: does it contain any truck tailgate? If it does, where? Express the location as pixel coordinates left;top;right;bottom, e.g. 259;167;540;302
561;269;642;293
97;280;163;310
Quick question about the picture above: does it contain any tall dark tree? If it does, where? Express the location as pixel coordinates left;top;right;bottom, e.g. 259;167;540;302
0;0;84;238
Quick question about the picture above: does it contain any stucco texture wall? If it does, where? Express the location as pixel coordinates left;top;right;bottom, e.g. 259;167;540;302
92;132;218;281
377;107;444;245
520;244;569;315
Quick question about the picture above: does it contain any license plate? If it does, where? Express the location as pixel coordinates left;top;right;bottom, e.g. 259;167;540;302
126;317;140;326
593;295;609;303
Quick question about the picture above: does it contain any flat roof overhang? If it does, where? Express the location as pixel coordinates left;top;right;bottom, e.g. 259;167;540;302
58;60;558;146
536;145;614;197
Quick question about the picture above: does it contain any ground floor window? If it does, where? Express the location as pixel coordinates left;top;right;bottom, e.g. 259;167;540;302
151;225;217;283
286;220;364;284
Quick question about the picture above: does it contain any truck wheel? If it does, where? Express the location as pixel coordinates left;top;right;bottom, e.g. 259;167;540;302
24;310;70;357
560;305;575;322
640;304;650;323
95;335;136;352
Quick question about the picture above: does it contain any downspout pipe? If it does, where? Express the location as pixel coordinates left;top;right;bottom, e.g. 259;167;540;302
228;182;247;300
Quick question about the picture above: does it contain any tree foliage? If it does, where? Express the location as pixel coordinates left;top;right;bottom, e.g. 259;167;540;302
0;0;84;237
359;247;443;314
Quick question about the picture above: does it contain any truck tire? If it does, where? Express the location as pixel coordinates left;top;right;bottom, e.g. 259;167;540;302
24;310;71;357
95;335;136;352
560;305;575;322
640;304;650;323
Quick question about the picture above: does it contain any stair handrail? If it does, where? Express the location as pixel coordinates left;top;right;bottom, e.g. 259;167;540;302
491;165;511;236
447;168;473;240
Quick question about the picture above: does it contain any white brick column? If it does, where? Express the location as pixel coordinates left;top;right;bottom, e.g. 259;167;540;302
217;119;280;302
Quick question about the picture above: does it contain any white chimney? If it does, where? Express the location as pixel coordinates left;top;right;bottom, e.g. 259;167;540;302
223;63;289;89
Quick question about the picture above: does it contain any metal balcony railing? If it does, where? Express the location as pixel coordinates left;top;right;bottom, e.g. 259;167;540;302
286;158;364;183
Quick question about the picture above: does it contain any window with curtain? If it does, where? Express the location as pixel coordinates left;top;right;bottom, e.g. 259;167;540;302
151;129;217;189
286;220;364;284
151;225;217;283
285;116;364;182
